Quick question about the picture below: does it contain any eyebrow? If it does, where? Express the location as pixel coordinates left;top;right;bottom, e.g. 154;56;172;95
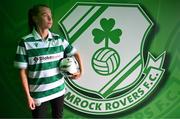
40;11;51;15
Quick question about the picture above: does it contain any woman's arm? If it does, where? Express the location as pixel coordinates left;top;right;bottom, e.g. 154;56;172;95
73;52;84;79
19;69;36;110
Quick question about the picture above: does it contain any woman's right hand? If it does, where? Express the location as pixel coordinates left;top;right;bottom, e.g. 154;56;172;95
27;96;36;110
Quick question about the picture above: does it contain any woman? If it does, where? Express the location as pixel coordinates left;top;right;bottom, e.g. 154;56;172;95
14;4;83;118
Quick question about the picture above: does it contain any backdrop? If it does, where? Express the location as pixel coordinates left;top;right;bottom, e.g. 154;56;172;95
0;0;179;118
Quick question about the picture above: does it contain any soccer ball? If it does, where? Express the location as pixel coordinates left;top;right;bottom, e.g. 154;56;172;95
92;47;120;76
60;56;79;76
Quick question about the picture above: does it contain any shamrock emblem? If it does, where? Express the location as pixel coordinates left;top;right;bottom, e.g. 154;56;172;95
92;18;122;48
91;18;122;76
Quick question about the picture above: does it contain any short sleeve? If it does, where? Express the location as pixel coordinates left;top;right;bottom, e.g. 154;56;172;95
63;39;77;57
14;40;28;69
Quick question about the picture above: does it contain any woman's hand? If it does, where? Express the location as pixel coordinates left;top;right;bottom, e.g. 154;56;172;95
70;72;81;79
27;96;36;110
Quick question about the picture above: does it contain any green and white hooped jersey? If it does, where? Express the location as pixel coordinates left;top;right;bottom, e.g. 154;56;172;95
14;29;77;104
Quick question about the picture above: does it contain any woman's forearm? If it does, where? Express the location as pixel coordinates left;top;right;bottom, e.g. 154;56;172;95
19;69;31;99
74;52;84;75
19;69;36;110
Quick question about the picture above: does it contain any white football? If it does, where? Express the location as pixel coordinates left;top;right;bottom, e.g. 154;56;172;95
60;56;79;75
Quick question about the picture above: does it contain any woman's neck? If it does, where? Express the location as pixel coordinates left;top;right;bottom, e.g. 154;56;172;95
36;27;49;40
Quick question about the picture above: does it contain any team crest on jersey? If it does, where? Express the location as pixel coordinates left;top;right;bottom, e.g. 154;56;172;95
58;2;166;115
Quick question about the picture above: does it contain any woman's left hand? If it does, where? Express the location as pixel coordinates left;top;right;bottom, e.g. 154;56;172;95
70;72;81;79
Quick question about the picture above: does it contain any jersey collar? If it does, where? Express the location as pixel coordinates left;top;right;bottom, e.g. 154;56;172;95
32;28;53;41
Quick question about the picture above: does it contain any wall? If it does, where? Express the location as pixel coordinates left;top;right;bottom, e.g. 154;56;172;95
0;0;179;118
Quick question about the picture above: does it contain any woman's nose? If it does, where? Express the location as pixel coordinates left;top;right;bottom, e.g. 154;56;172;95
48;16;52;21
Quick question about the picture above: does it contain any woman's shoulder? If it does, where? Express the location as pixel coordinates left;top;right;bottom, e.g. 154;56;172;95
51;32;66;41
16;33;33;45
21;33;34;41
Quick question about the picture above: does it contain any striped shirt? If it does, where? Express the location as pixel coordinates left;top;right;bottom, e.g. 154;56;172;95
14;29;76;104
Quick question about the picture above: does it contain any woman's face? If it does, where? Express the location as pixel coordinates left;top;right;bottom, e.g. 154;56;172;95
34;7;53;30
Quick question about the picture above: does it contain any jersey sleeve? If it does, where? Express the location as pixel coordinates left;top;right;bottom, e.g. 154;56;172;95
14;40;28;69
63;39;77;57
